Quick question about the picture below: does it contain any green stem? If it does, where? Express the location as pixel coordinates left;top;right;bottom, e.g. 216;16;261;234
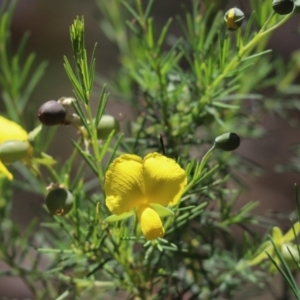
199;12;292;107
184;144;216;193
85;104;104;184
44;164;61;183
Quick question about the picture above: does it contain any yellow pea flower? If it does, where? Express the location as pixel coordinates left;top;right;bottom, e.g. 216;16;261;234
250;222;300;273
105;152;187;240
0;116;28;180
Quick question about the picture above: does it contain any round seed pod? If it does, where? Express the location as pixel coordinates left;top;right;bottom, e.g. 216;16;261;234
272;0;294;15
38;100;66;126
0;140;30;164
96;115;120;140
224;7;244;31
45;188;74;216
214;132;240;151
294;0;300;13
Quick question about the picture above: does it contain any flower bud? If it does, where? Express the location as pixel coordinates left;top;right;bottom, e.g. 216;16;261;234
96;115;120;140
0;140;30;164
214;132;240;151
38;100;66;126
294;0;300;13
272;0;294;15
224;8;244;31
45;187;74;216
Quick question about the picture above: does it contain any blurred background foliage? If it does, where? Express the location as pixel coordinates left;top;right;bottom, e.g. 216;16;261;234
2;0;300;299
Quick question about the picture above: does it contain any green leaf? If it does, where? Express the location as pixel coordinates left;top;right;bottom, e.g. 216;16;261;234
284;222;300;243
241;50;272;62
95;85;109;129
21;61;48;111
105;133;124;171
32;152;56;166
72;141;98;176
150;203;174;217
156;18;172;55
98;129;117;161
104;211;134;223
121;1;141;24
212;102;240;109
27;125;42;142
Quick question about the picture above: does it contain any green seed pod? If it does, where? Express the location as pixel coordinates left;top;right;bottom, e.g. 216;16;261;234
272;0;294;15
45;188;74;216
0;140;30;164
224;7;244;31
38;100;66;126
96;115;120;140
214;132;240;151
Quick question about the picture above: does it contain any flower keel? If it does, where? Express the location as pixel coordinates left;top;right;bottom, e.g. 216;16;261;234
137;205;165;240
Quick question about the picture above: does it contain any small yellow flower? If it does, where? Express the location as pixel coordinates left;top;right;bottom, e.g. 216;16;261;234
0;116;28;180
250;222;300;273
105;152;187;240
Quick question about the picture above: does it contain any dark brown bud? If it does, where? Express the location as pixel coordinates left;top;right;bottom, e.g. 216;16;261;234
45;187;74;216
38;100;66;126
272;0;294;15
214;132;240;151
224;8;244;31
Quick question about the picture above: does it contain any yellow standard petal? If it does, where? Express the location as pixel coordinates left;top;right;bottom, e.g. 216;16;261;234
0;116;28;143
105;154;145;215
0;161;13;181
143;152;187;207
137;204;164;240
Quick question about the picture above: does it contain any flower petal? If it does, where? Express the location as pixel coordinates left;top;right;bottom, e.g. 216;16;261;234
143;153;187;207
149;203;174;217
0;116;28;144
284;222;300;243
137;204;164;240
105;154;145;215
0;161;13;180
272;226;283;244
104;211;134;222
250;244;273;266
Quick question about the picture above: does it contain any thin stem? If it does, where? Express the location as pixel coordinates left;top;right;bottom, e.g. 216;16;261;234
184;145;216;193
85;104;104;184
199;12;293;107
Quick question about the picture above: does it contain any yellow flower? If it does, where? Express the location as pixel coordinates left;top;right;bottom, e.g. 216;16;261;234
250;222;300;273
105;152;187;240
0;116;28;180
